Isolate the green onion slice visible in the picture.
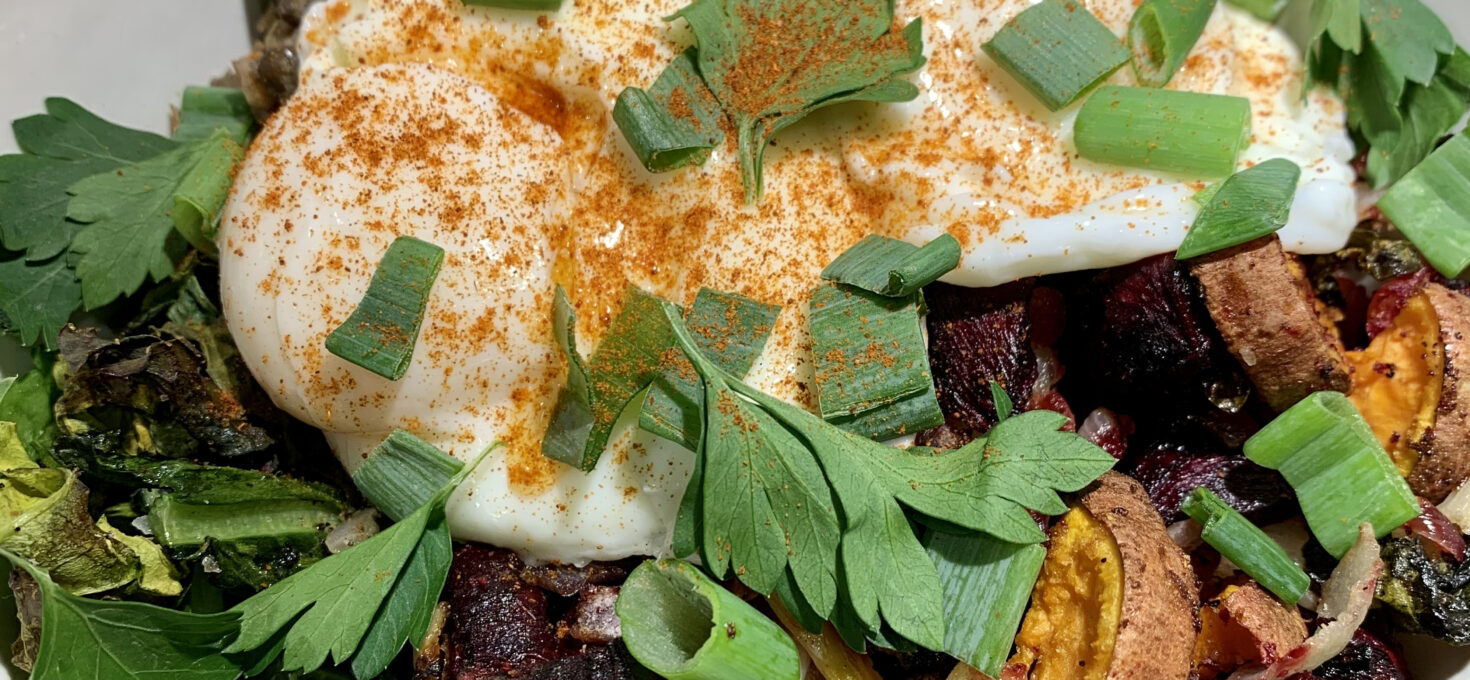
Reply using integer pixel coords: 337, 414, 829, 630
618, 559, 801, 680
809, 283, 942, 440
926, 530, 1045, 677
614, 50, 726, 174
324, 236, 444, 381
1175, 158, 1300, 260
1129, 0, 1218, 88
1378, 132, 1470, 277
174, 86, 255, 145
982, 0, 1131, 111
1181, 487, 1309, 604
641, 288, 781, 451
1224, 0, 1289, 21
820, 234, 961, 298
1243, 391, 1419, 557
352, 430, 464, 522
1075, 86, 1251, 177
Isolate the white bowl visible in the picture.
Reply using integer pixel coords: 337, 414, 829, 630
0, 1, 1468, 679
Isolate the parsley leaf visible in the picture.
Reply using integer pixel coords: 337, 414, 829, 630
68, 130, 243, 308
656, 293, 1116, 651
227, 437, 491, 676
0, 254, 82, 351
616, 0, 926, 201
1, 548, 241, 680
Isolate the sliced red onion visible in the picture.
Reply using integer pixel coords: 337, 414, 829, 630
1405, 497, 1466, 561
1228, 524, 1382, 680
1167, 519, 1203, 552
1078, 408, 1130, 459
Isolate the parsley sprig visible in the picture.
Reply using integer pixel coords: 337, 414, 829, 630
659, 299, 1116, 648
0, 95, 251, 349
1308, 0, 1470, 187
614, 0, 926, 202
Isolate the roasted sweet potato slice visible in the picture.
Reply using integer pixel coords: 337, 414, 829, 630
1192, 583, 1307, 679
1190, 236, 1352, 411
1009, 472, 1198, 680
1348, 283, 1470, 501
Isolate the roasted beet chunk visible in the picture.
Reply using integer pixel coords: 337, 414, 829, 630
1124, 445, 1295, 525
1061, 255, 1254, 447
920, 280, 1039, 445
1305, 629, 1410, 680
443, 545, 634, 680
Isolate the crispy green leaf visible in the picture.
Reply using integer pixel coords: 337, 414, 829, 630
809, 284, 942, 440
67, 132, 243, 309
543, 285, 676, 470
324, 236, 445, 381
0, 462, 143, 596
1175, 158, 1301, 260
174, 86, 256, 145
0, 356, 59, 459
983, 0, 1130, 111
99, 516, 183, 598
613, 50, 726, 173
1378, 133, 1470, 277
819, 234, 961, 298
1129, 0, 1218, 88
641, 288, 780, 450
646, 0, 925, 201
3, 549, 241, 680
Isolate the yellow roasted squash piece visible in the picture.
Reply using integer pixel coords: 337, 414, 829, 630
1348, 292, 1443, 477
1007, 506, 1123, 680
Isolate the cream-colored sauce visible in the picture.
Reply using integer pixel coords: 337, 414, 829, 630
218, 0, 1356, 564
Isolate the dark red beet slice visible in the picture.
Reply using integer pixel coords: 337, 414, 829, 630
1124, 445, 1295, 525
921, 280, 1038, 445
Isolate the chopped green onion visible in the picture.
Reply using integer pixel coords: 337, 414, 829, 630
461, 0, 563, 9
618, 559, 800, 680
820, 234, 962, 298
1129, 0, 1217, 87
170, 132, 245, 255
352, 430, 464, 522
542, 286, 676, 470
926, 530, 1045, 677
614, 50, 726, 174
147, 495, 340, 549
1075, 86, 1251, 177
1181, 487, 1309, 604
809, 283, 942, 440
174, 86, 255, 145
324, 236, 444, 381
1378, 132, 1470, 277
1243, 391, 1419, 557
1175, 158, 1300, 259
641, 288, 781, 450
1224, 0, 1289, 21
982, 0, 1131, 111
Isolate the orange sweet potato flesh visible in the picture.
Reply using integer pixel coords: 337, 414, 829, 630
1191, 236, 1352, 412
1010, 473, 1198, 680
1192, 583, 1307, 679
1349, 284, 1470, 501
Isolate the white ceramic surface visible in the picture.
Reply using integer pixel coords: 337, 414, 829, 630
0, 1, 1468, 678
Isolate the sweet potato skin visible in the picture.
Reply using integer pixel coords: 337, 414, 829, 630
1193, 582, 1307, 677
1079, 472, 1200, 680
1190, 236, 1352, 411
1407, 284, 1470, 501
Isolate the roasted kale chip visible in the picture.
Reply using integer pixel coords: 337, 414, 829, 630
1378, 536, 1470, 645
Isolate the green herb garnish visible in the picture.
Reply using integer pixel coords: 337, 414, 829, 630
983, 0, 1131, 111
324, 236, 445, 381
614, 0, 926, 202
1181, 487, 1309, 604
1, 548, 241, 680
809, 283, 942, 440
819, 234, 961, 298
1129, 0, 1218, 88
1225, 0, 1289, 20
1309, 0, 1468, 187
926, 530, 1045, 677
1075, 86, 1251, 177
225, 433, 491, 676
174, 86, 256, 146
1175, 158, 1301, 259
659, 296, 1115, 649
1377, 132, 1470, 277
1243, 391, 1418, 557
619, 559, 801, 680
